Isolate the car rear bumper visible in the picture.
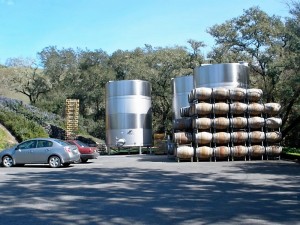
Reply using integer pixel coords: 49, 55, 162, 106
81, 152, 99, 160
63, 154, 81, 163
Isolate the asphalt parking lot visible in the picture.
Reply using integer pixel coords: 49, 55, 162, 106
0, 155, 299, 225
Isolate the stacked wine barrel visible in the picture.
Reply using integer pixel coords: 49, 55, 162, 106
173, 87, 282, 162
173, 117, 194, 162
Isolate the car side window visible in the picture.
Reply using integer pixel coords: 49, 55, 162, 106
37, 140, 53, 148
67, 141, 76, 146
45, 141, 53, 147
18, 140, 37, 149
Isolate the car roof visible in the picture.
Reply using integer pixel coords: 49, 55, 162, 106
24, 138, 65, 142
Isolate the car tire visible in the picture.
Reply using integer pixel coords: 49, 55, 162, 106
49, 156, 61, 168
82, 159, 88, 163
2, 156, 13, 167
74, 158, 82, 164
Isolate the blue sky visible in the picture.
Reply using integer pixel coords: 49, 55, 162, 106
0, 0, 291, 64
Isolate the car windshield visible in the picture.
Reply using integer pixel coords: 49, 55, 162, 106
54, 139, 70, 146
75, 140, 89, 147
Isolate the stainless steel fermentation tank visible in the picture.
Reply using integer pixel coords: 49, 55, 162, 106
194, 63, 249, 88
105, 80, 152, 149
172, 63, 249, 120
172, 75, 193, 119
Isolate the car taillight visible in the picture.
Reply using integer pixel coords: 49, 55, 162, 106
64, 146, 71, 153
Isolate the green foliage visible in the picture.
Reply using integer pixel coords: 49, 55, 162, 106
282, 147, 300, 155
0, 97, 69, 143
207, 6, 286, 93
35, 44, 205, 138
207, 5, 300, 147
0, 109, 48, 142
144, 46, 199, 133
2, 3, 299, 147
80, 116, 105, 141
0, 96, 65, 127
0, 128, 15, 150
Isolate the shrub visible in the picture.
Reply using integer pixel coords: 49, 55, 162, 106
282, 147, 300, 154
0, 109, 48, 142
0, 128, 16, 150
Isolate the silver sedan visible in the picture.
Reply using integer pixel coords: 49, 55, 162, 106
0, 138, 80, 168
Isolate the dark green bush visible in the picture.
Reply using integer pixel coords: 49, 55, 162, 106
0, 109, 48, 142
0, 96, 103, 141
282, 147, 300, 154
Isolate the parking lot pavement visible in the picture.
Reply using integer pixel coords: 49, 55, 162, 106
0, 155, 299, 225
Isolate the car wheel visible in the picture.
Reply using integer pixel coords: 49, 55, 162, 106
82, 159, 88, 163
49, 156, 61, 168
74, 158, 82, 164
2, 156, 14, 167
63, 163, 70, 167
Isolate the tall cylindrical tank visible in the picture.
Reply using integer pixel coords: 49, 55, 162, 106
194, 63, 249, 88
172, 75, 194, 119
105, 80, 152, 148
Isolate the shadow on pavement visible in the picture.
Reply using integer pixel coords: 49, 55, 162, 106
0, 159, 299, 225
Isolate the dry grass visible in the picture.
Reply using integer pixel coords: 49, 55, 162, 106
0, 67, 30, 103
0, 88, 29, 103
0, 124, 18, 150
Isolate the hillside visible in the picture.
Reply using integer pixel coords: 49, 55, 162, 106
0, 67, 30, 103
0, 95, 104, 149
0, 123, 18, 150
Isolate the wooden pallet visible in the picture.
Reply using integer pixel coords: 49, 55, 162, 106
65, 99, 80, 139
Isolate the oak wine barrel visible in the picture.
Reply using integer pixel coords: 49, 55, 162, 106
213, 103, 229, 115
232, 145, 248, 158
213, 132, 231, 144
265, 131, 282, 143
176, 146, 194, 159
196, 146, 213, 159
194, 103, 213, 115
195, 132, 213, 144
212, 87, 229, 100
265, 145, 282, 156
229, 88, 246, 100
249, 131, 265, 143
230, 102, 248, 115
214, 146, 230, 158
265, 117, 282, 129
248, 103, 264, 116
230, 117, 248, 129
231, 131, 248, 143
212, 117, 230, 130
247, 89, 263, 102
248, 117, 265, 129
193, 118, 212, 130
174, 132, 192, 144
193, 87, 212, 101
249, 145, 265, 157
264, 103, 281, 116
